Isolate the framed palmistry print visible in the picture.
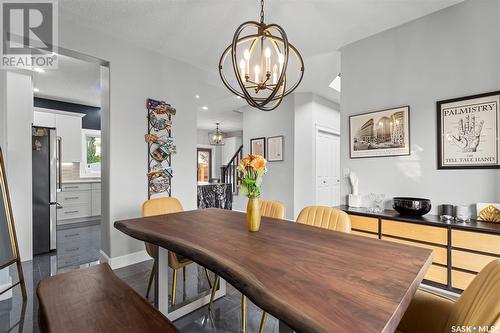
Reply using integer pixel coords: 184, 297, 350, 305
437, 91, 500, 169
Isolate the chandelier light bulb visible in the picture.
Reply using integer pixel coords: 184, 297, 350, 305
254, 65, 260, 83
239, 59, 246, 76
244, 49, 250, 76
272, 64, 278, 84
264, 47, 271, 72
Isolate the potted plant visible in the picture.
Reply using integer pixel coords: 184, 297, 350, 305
237, 154, 267, 232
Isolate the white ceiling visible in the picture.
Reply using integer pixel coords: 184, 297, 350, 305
34, 54, 102, 107
57, 0, 463, 129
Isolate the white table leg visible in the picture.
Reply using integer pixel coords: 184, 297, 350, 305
155, 247, 169, 314
154, 247, 226, 321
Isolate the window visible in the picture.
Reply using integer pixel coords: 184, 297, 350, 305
81, 129, 101, 177
197, 148, 212, 182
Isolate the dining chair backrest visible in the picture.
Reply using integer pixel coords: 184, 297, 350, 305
142, 197, 184, 217
259, 199, 285, 219
141, 197, 184, 257
445, 259, 500, 332
296, 206, 351, 233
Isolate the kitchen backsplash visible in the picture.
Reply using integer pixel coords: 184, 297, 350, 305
61, 162, 81, 180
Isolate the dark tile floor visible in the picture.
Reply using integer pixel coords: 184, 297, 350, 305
0, 248, 279, 333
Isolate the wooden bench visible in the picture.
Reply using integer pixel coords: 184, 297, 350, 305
37, 263, 178, 333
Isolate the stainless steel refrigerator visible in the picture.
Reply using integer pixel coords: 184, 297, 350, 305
32, 126, 61, 255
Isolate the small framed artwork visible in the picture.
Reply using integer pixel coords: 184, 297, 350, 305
437, 91, 500, 169
349, 106, 410, 158
267, 136, 284, 162
250, 137, 266, 157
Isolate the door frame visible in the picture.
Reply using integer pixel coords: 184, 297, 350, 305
196, 146, 214, 181
314, 124, 340, 206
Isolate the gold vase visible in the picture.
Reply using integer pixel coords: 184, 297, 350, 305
246, 197, 261, 232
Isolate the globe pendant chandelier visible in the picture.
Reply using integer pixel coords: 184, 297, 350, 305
218, 0, 304, 111
209, 123, 225, 146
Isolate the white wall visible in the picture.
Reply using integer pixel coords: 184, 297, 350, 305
58, 20, 201, 258
340, 0, 500, 213
294, 93, 340, 217
3, 71, 34, 261
238, 96, 295, 219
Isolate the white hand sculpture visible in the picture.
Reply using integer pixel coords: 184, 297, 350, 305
349, 172, 359, 195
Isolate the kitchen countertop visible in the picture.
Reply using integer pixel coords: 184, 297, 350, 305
336, 205, 500, 235
62, 179, 101, 183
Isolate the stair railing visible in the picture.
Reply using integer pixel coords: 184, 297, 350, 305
221, 145, 243, 194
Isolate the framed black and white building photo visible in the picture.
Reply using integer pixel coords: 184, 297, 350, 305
349, 106, 410, 159
437, 91, 500, 169
250, 137, 266, 157
267, 136, 284, 162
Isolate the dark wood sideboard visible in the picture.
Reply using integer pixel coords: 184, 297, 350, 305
336, 205, 500, 293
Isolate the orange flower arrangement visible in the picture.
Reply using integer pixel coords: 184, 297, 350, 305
237, 154, 267, 198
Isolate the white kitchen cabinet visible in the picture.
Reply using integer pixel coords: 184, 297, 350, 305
55, 114, 84, 162
57, 181, 101, 224
33, 111, 56, 127
91, 183, 101, 216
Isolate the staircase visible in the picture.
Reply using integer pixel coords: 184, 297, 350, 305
221, 145, 243, 195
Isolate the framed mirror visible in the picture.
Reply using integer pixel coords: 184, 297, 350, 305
0, 147, 26, 300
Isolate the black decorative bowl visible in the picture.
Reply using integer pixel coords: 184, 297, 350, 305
393, 197, 431, 216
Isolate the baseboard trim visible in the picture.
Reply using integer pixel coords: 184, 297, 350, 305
99, 249, 151, 270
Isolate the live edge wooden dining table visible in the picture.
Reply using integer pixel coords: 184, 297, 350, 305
114, 208, 432, 333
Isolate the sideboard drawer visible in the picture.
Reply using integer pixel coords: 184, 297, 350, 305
452, 269, 476, 290
351, 230, 379, 239
382, 236, 447, 265
58, 190, 91, 206
57, 204, 92, 221
61, 183, 91, 191
381, 220, 448, 245
451, 249, 498, 273
425, 264, 448, 285
452, 230, 500, 255
349, 215, 378, 233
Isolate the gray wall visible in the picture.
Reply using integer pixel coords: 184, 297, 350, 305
239, 96, 295, 219
340, 0, 500, 213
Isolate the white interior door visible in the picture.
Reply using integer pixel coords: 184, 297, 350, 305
315, 130, 340, 206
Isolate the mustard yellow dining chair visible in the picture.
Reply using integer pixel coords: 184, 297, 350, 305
397, 259, 500, 333
296, 206, 351, 233
142, 197, 213, 306
259, 199, 285, 220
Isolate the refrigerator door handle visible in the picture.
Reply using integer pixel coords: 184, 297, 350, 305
50, 203, 57, 250
57, 136, 62, 192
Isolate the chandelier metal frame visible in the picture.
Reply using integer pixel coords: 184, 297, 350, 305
218, 0, 304, 111
209, 122, 225, 146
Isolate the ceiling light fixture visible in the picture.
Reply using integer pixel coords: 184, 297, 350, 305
329, 73, 341, 92
195, 95, 200, 99
209, 123, 225, 146
218, 0, 304, 111
33, 88, 40, 92
202, 106, 208, 110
